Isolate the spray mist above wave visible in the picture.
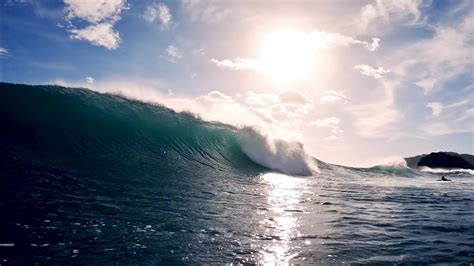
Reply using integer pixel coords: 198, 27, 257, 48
238, 127, 318, 176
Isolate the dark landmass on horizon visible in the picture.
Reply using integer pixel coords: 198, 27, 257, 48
405, 152, 474, 170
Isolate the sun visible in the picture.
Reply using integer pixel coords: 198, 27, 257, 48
259, 29, 315, 84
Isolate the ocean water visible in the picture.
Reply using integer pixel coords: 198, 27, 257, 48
1, 83, 473, 264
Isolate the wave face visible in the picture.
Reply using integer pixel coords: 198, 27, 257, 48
369, 160, 421, 177
0, 83, 315, 177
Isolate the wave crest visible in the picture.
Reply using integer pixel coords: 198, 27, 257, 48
238, 127, 318, 176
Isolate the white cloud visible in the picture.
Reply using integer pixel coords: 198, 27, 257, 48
420, 96, 473, 136
143, 2, 172, 29
355, 64, 390, 79
69, 23, 120, 50
350, 80, 401, 139
245, 91, 278, 106
446, 98, 471, 109
309, 117, 343, 139
197, 90, 233, 103
210, 58, 260, 71
0, 47, 9, 57
245, 90, 311, 108
320, 90, 349, 104
309, 30, 380, 51
243, 90, 313, 127
64, 0, 126, 23
309, 117, 340, 127
64, 0, 128, 49
142, 4, 158, 22
365, 38, 380, 51
278, 90, 312, 106
415, 78, 437, 94
211, 29, 380, 75
357, 0, 424, 33
421, 122, 473, 136
85, 76, 94, 84
192, 46, 205, 56
426, 102, 443, 117
165, 45, 182, 62
456, 108, 474, 122
352, 101, 400, 138
426, 98, 471, 121
182, 0, 231, 24
310, 31, 381, 51
389, 12, 473, 94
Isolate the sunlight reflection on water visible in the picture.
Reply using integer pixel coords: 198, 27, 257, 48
260, 173, 307, 264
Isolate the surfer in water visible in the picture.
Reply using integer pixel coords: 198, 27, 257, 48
438, 176, 451, 181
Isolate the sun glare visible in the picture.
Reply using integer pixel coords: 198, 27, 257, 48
259, 29, 315, 83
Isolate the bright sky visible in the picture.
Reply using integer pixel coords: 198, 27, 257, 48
1, 0, 473, 166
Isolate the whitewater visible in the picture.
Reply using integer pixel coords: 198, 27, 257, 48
0, 83, 473, 264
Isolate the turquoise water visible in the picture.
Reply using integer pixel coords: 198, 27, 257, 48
1, 83, 473, 264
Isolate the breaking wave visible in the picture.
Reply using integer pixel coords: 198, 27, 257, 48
0, 83, 316, 177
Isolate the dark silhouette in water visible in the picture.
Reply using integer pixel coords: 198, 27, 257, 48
438, 176, 451, 182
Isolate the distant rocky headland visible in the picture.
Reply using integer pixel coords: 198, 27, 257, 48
405, 152, 474, 170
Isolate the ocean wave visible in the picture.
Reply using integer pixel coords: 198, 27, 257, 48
369, 159, 420, 177
0, 83, 316, 176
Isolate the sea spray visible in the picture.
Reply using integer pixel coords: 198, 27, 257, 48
238, 126, 318, 176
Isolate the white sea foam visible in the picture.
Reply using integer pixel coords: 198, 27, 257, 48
238, 127, 318, 176
419, 166, 474, 175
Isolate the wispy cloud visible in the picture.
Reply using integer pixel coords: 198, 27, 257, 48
355, 64, 390, 79
182, 0, 231, 24
349, 80, 401, 139
244, 90, 313, 126
426, 102, 443, 117
389, 11, 473, 94
165, 45, 182, 63
85, 76, 94, 84
320, 90, 349, 104
0, 47, 9, 57
421, 122, 473, 136
210, 58, 260, 71
456, 108, 474, 123
143, 2, 172, 30
310, 31, 380, 51
309, 117, 343, 140
423, 98, 473, 134
211, 29, 381, 74
357, 0, 424, 33
197, 90, 233, 103
30, 61, 74, 71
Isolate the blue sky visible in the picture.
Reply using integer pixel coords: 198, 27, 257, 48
1, 0, 473, 166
